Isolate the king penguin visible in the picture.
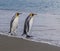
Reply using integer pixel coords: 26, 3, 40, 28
22, 13, 37, 38
9, 12, 22, 35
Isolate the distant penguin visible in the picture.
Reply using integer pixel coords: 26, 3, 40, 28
22, 13, 37, 38
9, 12, 22, 35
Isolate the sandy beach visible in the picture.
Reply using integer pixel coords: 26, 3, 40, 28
0, 34, 60, 51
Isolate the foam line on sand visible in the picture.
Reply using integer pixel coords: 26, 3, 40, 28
0, 34, 60, 51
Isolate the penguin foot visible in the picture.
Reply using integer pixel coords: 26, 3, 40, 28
26, 35, 32, 38
11, 33, 13, 35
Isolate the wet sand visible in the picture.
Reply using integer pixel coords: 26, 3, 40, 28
0, 34, 60, 51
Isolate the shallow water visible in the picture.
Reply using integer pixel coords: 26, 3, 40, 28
0, 10, 60, 47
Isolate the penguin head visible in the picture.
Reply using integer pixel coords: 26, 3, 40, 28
16, 12, 22, 17
29, 13, 37, 17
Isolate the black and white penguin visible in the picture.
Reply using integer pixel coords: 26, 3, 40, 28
9, 12, 22, 35
22, 13, 37, 38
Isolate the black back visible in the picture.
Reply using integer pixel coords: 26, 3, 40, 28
23, 16, 32, 34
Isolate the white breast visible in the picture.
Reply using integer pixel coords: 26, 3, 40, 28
29, 17, 34, 31
12, 17, 19, 32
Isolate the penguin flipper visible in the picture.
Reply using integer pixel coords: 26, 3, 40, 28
9, 16, 15, 33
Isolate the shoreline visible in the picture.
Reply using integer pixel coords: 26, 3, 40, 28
0, 9, 60, 51
0, 34, 60, 51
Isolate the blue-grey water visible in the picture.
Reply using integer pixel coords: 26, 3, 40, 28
0, 0, 60, 13
0, 0, 60, 47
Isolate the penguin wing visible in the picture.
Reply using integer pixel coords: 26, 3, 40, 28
26, 17, 31, 32
23, 16, 31, 33
10, 16, 15, 31
26, 21, 29, 32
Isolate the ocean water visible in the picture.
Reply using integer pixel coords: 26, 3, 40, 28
0, 0, 60, 47
0, 0, 60, 13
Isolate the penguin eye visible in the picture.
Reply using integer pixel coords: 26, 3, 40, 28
17, 13, 19, 15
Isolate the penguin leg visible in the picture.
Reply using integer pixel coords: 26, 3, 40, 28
13, 25, 18, 36
9, 27, 11, 33
26, 35, 33, 38
22, 27, 27, 36
22, 31, 27, 36
26, 32, 33, 38
8, 30, 13, 35
10, 31, 17, 36
13, 30, 17, 36
26, 27, 33, 38
22, 31, 32, 38
9, 31, 14, 35
11, 33, 13, 35
10, 28, 15, 36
